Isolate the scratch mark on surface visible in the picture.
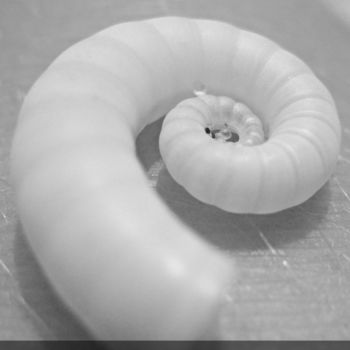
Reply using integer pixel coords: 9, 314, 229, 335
15, 293, 56, 339
0, 258, 12, 277
245, 218, 307, 291
0, 257, 55, 338
0, 210, 9, 225
257, 229, 278, 256
318, 230, 344, 271
333, 176, 350, 204
246, 217, 279, 255
342, 253, 350, 263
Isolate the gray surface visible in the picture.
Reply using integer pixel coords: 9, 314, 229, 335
1, 0, 350, 340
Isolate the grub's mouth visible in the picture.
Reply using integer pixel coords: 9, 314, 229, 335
203, 100, 265, 146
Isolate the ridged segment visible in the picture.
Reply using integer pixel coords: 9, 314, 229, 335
229, 31, 277, 99
160, 129, 209, 183
12, 96, 135, 186
176, 98, 214, 122
249, 49, 312, 121
216, 146, 265, 212
18, 62, 141, 130
271, 110, 340, 138
273, 127, 332, 177
265, 73, 334, 120
270, 132, 328, 202
52, 35, 157, 118
262, 140, 300, 211
179, 142, 232, 206
99, 21, 189, 123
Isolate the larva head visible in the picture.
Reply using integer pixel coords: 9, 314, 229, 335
159, 93, 270, 213
199, 95, 265, 146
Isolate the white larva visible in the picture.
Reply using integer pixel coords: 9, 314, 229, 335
10, 17, 340, 340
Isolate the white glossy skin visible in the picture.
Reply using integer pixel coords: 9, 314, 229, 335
10, 17, 340, 339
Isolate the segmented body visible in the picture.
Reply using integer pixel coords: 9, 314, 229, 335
10, 17, 341, 340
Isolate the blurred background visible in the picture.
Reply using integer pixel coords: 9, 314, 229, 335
1, 0, 350, 340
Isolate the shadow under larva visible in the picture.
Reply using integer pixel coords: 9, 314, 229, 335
137, 106, 332, 254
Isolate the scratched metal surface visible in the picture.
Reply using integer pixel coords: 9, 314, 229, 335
0, 0, 350, 341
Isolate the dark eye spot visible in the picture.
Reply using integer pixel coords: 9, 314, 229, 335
230, 132, 240, 143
